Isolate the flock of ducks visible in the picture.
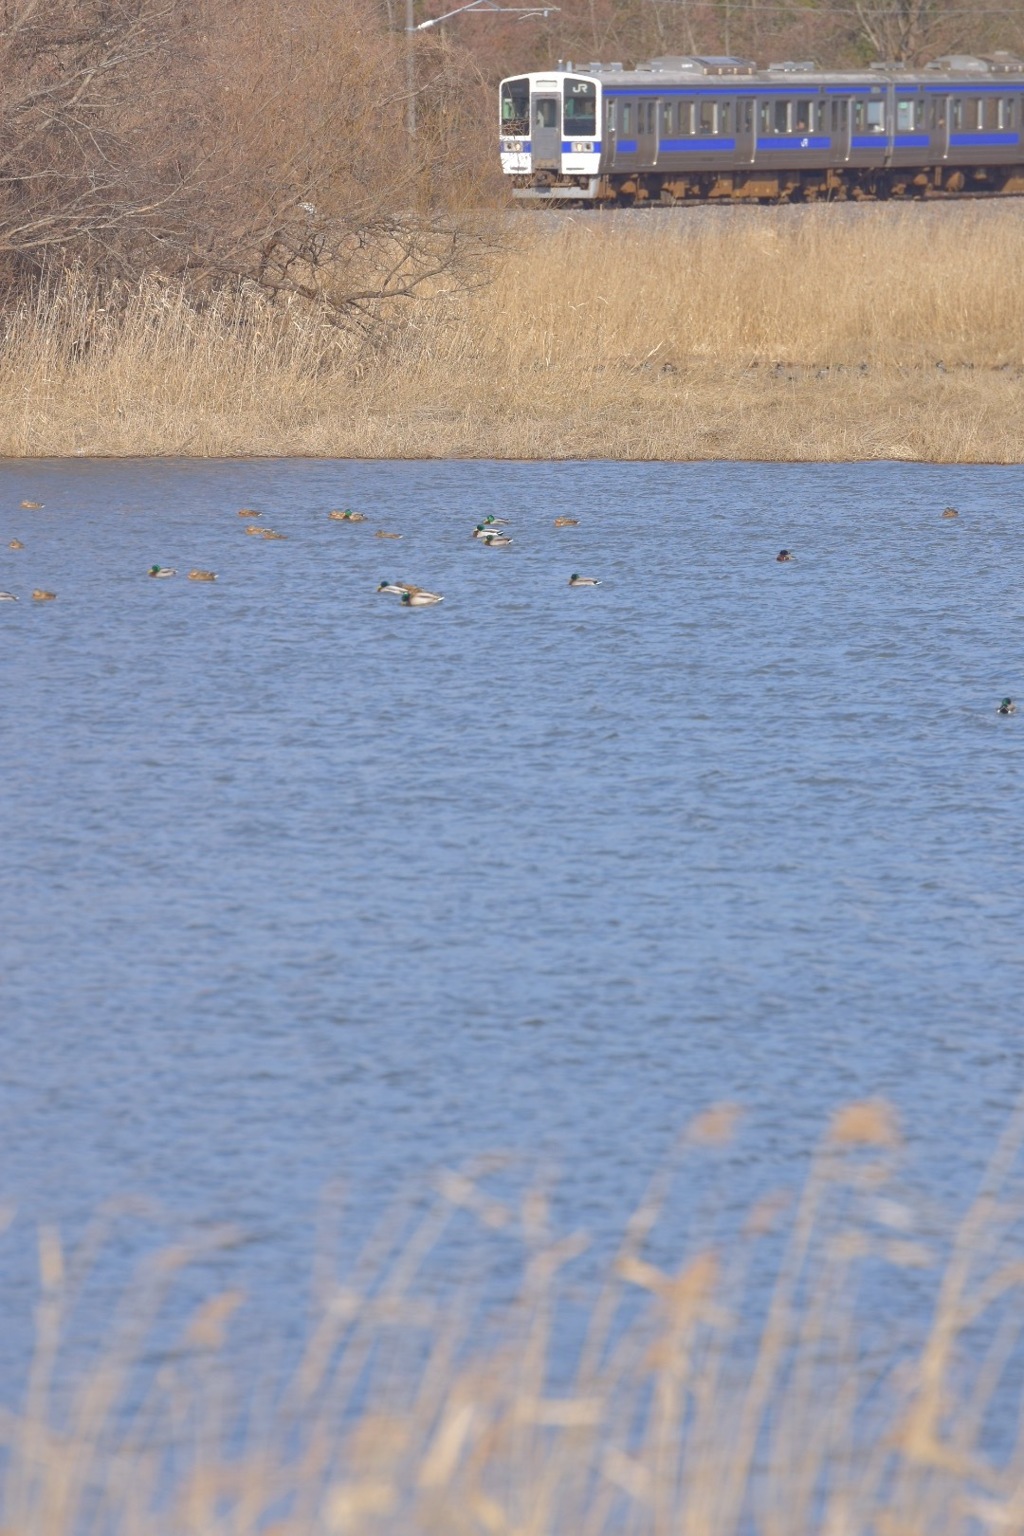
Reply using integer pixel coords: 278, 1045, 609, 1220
0, 496, 1016, 714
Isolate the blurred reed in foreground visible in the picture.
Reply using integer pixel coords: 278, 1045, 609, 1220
5, 1100, 1024, 1536
1, 204, 1023, 461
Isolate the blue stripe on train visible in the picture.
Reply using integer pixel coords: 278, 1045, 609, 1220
756, 136, 830, 150
949, 131, 1019, 146
657, 137, 736, 152
893, 134, 930, 148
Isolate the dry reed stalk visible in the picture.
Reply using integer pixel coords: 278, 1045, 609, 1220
0, 204, 1023, 460
5, 1104, 1024, 1535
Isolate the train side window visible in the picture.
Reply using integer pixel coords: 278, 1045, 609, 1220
950, 98, 962, 131
794, 99, 812, 133
999, 98, 1015, 129
929, 98, 946, 130
622, 102, 632, 134
698, 99, 715, 135
741, 100, 753, 132
830, 99, 848, 132
759, 101, 771, 134
661, 101, 672, 136
774, 99, 790, 134
719, 101, 732, 133
896, 98, 914, 132
607, 100, 616, 132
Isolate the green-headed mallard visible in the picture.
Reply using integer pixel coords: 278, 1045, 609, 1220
330, 510, 366, 522
568, 573, 600, 586
148, 565, 176, 578
400, 590, 443, 606
480, 533, 513, 548
377, 581, 423, 596
998, 697, 1017, 715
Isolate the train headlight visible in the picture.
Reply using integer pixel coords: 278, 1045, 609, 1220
571, 140, 591, 152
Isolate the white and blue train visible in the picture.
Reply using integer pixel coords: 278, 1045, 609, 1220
499, 52, 1024, 202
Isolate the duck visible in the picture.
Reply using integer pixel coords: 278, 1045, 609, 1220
477, 515, 507, 528
375, 530, 402, 540
377, 580, 423, 596
0, 591, 18, 601
941, 507, 959, 519
238, 508, 262, 517
188, 569, 217, 582
997, 697, 1017, 715
258, 529, 287, 540
243, 525, 264, 536
480, 533, 513, 548
401, 589, 444, 606
554, 517, 579, 527
776, 549, 794, 562
8, 539, 23, 550
20, 500, 42, 510
32, 589, 56, 601
568, 573, 600, 586
148, 565, 176, 578
330, 510, 366, 522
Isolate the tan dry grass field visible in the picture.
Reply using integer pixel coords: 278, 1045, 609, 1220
3, 202, 1024, 461
6, 1102, 1024, 1536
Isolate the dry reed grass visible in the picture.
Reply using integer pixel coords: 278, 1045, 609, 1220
2, 203, 1024, 460
7, 1101, 1024, 1536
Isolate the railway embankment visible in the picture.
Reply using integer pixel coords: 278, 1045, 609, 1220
1, 201, 1021, 461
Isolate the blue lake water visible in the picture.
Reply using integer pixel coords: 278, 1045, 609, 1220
1, 456, 1023, 1384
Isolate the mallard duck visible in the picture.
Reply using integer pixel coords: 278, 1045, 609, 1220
997, 697, 1017, 715
941, 507, 959, 519
0, 591, 18, 601
480, 533, 513, 548
478, 515, 507, 528
8, 539, 23, 550
377, 581, 423, 596
554, 517, 579, 527
188, 569, 217, 582
330, 510, 366, 522
375, 530, 401, 540
238, 508, 261, 517
32, 589, 56, 601
776, 549, 794, 562
258, 529, 286, 540
401, 589, 443, 606
148, 565, 176, 578
568, 573, 600, 586
20, 500, 42, 510
243, 525, 264, 536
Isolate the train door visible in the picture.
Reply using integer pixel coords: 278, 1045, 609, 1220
830, 96, 851, 162
928, 92, 950, 161
531, 90, 561, 170
735, 96, 755, 163
637, 97, 657, 166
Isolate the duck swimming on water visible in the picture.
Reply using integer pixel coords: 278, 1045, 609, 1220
776, 550, 794, 562
401, 589, 444, 606
568, 573, 600, 586
997, 697, 1017, 715
148, 565, 176, 578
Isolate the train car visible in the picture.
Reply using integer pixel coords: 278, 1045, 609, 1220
498, 52, 1024, 203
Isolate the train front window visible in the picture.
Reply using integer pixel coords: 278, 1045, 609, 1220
501, 78, 529, 136
564, 78, 597, 137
